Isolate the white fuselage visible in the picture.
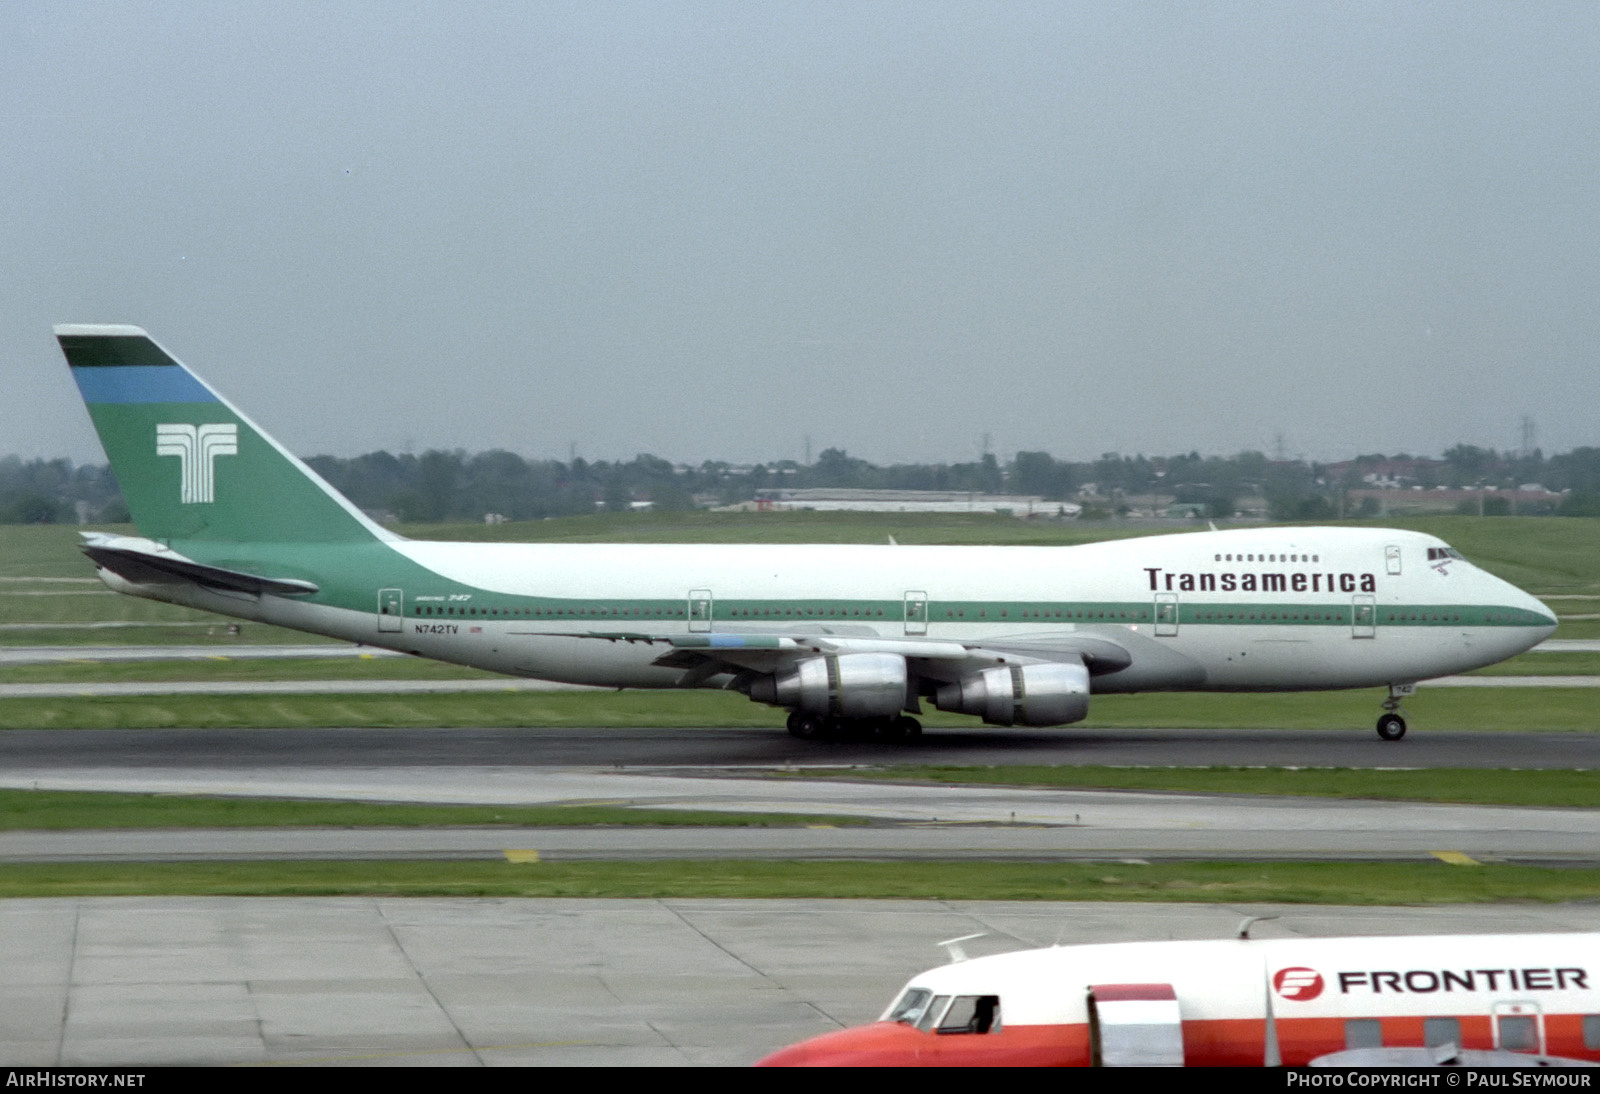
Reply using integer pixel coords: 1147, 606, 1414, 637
105, 526, 1556, 697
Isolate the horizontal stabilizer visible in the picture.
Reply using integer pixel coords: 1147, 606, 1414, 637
81, 537, 318, 597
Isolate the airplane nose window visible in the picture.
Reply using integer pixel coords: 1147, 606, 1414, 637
917, 996, 953, 1031
936, 995, 1002, 1034
886, 987, 933, 1025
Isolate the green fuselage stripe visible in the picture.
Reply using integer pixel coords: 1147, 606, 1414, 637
401, 596, 1548, 629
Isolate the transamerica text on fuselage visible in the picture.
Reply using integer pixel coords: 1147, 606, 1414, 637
1143, 567, 1379, 593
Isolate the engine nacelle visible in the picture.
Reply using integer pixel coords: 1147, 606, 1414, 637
934, 661, 1090, 727
750, 652, 910, 719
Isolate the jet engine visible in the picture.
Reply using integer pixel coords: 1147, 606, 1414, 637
749, 652, 910, 719
934, 660, 1090, 726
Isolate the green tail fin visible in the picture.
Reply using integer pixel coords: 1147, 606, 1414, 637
56, 325, 394, 544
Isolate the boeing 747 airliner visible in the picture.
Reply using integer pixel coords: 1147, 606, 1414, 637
56, 326, 1557, 740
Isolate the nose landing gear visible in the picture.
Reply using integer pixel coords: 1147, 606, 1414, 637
1376, 683, 1416, 740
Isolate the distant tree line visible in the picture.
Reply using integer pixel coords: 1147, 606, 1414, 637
0, 456, 125, 525
6, 444, 1600, 525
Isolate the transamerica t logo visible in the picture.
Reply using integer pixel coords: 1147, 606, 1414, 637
155, 423, 237, 504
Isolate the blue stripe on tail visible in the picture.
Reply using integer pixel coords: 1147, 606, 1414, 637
70, 365, 217, 405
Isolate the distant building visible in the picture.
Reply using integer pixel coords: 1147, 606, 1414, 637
1345, 485, 1564, 514
735, 488, 1079, 518
1323, 457, 1446, 489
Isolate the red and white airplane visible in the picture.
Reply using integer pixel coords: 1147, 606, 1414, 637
758, 931, 1600, 1066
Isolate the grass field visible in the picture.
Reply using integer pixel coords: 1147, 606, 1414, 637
6, 510, 1598, 582
1471, 651, 1600, 675
1, 859, 1596, 903
850, 765, 1600, 807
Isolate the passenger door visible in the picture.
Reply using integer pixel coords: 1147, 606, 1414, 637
687, 589, 713, 633
377, 588, 403, 632
904, 591, 928, 636
1155, 594, 1179, 637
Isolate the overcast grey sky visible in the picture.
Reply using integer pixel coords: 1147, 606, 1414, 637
5, 2, 1597, 467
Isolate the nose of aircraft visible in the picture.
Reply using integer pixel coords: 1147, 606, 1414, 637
1531, 594, 1559, 640
1506, 579, 1559, 646
756, 1022, 924, 1066
1474, 573, 1560, 665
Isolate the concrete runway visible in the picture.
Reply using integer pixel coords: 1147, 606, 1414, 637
9, 898, 1600, 1067
2, 723, 1596, 768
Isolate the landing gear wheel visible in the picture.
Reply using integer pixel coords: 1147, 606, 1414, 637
1375, 684, 1415, 742
787, 712, 824, 739
892, 715, 922, 742
1376, 713, 1407, 741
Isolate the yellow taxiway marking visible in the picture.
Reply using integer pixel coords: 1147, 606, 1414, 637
1431, 851, 1481, 866
503, 849, 541, 863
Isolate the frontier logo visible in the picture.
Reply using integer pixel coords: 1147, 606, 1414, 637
156, 423, 237, 504
1273, 967, 1325, 1002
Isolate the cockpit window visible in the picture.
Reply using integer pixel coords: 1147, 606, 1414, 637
886, 988, 933, 1026
936, 995, 1002, 1034
1427, 546, 1465, 561
917, 996, 952, 1032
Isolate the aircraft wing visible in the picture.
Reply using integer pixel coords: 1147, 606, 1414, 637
79, 533, 320, 597
561, 628, 1134, 679
1311, 1047, 1596, 1068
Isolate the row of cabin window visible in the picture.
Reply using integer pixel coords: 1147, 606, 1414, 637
1346, 1014, 1600, 1051
417, 606, 677, 617
413, 605, 1149, 620
1195, 610, 1348, 622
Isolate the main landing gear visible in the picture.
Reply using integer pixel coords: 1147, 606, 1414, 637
1375, 683, 1416, 741
786, 711, 922, 743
